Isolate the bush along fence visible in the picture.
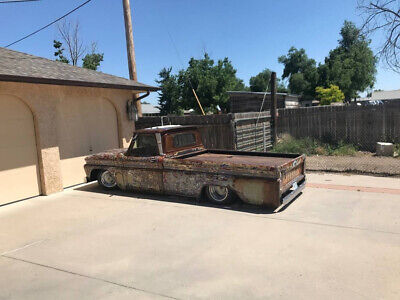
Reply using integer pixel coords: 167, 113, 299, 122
135, 112, 272, 151
277, 102, 400, 152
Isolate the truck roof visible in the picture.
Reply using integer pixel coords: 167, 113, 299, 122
135, 125, 199, 134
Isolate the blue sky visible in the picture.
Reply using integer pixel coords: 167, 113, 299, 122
1, 0, 399, 104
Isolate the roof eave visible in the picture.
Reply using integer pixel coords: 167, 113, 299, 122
0, 74, 160, 92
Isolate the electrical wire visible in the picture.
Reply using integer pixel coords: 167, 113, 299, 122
158, 9, 206, 114
4, 0, 92, 48
256, 81, 270, 126
0, 0, 39, 3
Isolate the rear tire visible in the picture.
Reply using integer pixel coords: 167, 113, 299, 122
97, 170, 117, 190
205, 185, 234, 205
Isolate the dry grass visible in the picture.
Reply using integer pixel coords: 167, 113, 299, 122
271, 134, 358, 156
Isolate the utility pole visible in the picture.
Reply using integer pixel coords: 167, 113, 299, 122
122, 0, 142, 117
270, 72, 278, 145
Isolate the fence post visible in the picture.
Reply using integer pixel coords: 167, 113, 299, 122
263, 122, 266, 152
270, 72, 278, 145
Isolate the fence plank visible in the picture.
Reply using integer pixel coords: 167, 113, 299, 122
277, 103, 400, 151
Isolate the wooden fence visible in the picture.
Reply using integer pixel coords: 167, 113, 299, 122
277, 102, 400, 151
136, 112, 271, 151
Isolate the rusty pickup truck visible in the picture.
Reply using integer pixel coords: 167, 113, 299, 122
84, 125, 305, 210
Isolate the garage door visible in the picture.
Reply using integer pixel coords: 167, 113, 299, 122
0, 96, 40, 204
57, 98, 119, 187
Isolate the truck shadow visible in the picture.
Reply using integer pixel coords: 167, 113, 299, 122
74, 183, 298, 214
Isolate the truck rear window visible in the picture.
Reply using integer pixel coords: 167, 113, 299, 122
173, 133, 196, 148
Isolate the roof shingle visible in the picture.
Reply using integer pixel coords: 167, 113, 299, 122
0, 47, 158, 91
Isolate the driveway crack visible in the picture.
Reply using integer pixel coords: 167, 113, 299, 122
1, 255, 180, 300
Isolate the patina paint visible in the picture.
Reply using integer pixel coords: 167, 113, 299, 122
84, 126, 306, 208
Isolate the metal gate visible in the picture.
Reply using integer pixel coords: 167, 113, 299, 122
234, 115, 271, 152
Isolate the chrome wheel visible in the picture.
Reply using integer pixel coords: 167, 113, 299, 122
99, 170, 116, 189
206, 185, 230, 203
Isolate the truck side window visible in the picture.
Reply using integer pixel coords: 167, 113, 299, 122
173, 133, 196, 148
128, 134, 159, 157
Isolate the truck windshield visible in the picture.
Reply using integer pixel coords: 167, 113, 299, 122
126, 133, 159, 157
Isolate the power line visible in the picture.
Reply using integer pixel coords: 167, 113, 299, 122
0, 0, 40, 3
4, 0, 92, 48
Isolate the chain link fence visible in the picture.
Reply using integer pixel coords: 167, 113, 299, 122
274, 103, 400, 176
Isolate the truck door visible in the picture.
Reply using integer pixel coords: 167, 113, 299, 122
114, 133, 164, 193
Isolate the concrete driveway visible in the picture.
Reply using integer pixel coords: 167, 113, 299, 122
1, 172, 399, 299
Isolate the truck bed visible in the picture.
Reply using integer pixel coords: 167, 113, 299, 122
165, 149, 305, 209
185, 152, 296, 168
171, 149, 305, 181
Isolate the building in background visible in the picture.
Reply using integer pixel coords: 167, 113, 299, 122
227, 91, 308, 113
357, 89, 400, 105
142, 103, 160, 116
0, 47, 158, 205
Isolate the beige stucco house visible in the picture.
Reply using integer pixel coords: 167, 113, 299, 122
0, 47, 158, 205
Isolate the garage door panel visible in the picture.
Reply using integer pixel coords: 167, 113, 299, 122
57, 98, 119, 187
0, 165, 40, 202
0, 147, 38, 172
0, 96, 40, 204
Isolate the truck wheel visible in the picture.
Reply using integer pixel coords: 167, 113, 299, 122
205, 185, 234, 204
97, 170, 117, 189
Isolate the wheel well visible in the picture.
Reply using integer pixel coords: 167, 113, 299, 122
90, 169, 103, 181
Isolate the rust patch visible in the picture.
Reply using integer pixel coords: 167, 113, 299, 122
83, 127, 306, 208
233, 178, 280, 207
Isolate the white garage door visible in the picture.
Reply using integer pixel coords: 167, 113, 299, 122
0, 96, 40, 205
57, 98, 119, 187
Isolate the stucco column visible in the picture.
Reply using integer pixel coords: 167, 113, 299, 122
34, 101, 63, 195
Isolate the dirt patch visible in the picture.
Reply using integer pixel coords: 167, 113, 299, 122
306, 153, 400, 177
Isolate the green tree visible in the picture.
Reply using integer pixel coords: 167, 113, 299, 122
315, 84, 344, 106
82, 43, 104, 70
249, 69, 287, 93
322, 21, 376, 102
82, 53, 104, 70
53, 40, 69, 64
178, 53, 245, 113
278, 47, 319, 99
156, 67, 182, 115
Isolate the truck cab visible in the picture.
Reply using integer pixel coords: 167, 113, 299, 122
126, 125, 205, 157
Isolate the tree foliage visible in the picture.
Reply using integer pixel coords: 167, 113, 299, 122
323, 21, 376, 102
249, 68, 287, 93
155, 67, 182, 115
278, 21, 376, 102
278, 47, 319, 99
157, 53, 245, 114
82, 43, 104, 71
315, 84, 345, 106
53, 40, 69, 64
53, 19, 104, 70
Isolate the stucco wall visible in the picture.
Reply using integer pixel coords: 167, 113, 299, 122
0, 81, 136, 196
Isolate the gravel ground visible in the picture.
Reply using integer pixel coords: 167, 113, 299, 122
306, 154, 400, 176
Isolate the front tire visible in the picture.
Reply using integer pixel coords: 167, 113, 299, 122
97, 170, 117, 189
205, 185, 234, 204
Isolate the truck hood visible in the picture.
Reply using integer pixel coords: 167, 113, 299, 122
85, 148, 126, 161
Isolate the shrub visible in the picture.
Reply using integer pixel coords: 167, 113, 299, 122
271, 135, 357, 156
315, 84, 345, 106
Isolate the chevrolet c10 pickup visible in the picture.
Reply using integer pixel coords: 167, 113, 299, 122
84, 125, 306, 210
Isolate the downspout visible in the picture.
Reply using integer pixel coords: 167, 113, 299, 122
127, 91, 150, 121
136, 91, 150, 102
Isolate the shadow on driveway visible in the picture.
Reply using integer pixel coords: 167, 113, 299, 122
74, 182, 300, 215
